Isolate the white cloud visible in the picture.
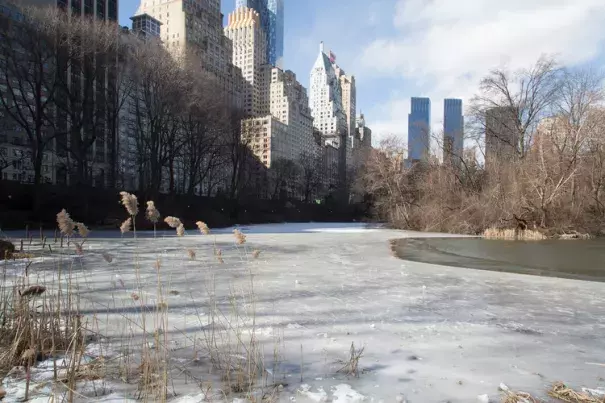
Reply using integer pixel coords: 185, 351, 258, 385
360, 0, 605, 145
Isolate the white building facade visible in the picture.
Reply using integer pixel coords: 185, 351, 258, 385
224, 7, 267, 117
309, 42, 348, 191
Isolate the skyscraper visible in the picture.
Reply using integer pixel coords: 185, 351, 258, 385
310, 42, 347, 191
443, 98, 464, 165
408, 97, 431, 162
225, 7, 267, 116
236, 0, 284, 68
136, 0, 244, 110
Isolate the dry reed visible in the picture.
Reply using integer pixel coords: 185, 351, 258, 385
233, 229, 246, 245
119, 191, 139, 216
484, 227, 546, 241
251, 250, 261, 259
145, 201, 160, 224
549, 382, 605, 402
120, 217, 132, 234
195, 221, 210, 235
164, 216, 182, 228
56, 209, 75, 236
75, 222, 90, 238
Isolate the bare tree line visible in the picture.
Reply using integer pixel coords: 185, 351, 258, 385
0, 5, 331, 205
358, 55, 605, 236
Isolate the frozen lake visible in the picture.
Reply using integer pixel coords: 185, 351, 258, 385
2, 223, 605, 402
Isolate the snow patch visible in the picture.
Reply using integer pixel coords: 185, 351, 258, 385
331, 384, 366, 402
298, 384, 328, 402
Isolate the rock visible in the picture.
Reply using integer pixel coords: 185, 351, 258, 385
0, 239, 15, 260
0, 387, 6, 400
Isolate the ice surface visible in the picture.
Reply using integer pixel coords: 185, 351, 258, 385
2, 223, 604, 402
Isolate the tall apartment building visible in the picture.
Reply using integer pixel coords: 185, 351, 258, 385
310, 42, 347, 189
334, 65, 355, 170
19, 0, 117, 20
408, 97, 431, 162
443, 98, 464, 165
485, 106, 519, 166
241, 67, 314, 168
235, 0, 284, 68
0, 0, 117, 186
136, 0, 243, 110
115, 13, 164, 191
224, 7, 267, 117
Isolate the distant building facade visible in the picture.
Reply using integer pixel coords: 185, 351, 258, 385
335, 65, 355, 170
242, 67, 314, 168
309, 42, 347, 191
224, 7, 267, 117
485, 106, 519, 166
136, 0, 243, 110
408, 97, 431, 162
0, 0, 117, 187
443, 98, 463, 165
235, 0, 284, 68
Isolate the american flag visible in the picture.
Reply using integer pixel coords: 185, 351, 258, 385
329, 51, 336, 64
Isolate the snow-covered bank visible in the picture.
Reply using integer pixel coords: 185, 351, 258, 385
2, 223, 604, 402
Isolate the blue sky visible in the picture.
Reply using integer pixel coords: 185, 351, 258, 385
120, 0, 605, 146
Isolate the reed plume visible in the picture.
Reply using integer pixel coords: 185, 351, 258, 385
187, 249, 196, 260
252, 250, 261, 259
56, 209, 75, 237
119, 191, 139, 216
146, 201, 160, 224
120, 217, 132, 234
233, 229, 246, 245
164, 216, 182, 228
176, 224, 185, 237
75, 222, 90, 238
195, 221, 210, 235
215, 248, 224, 264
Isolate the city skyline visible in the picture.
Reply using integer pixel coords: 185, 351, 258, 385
118, 0, 605, 147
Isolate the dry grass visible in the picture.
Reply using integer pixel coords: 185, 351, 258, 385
195, 221, 210, 235
484, 227, 547, 240
549, 382, 605, 402
501, 388, 542, 402
0, 209, 90, 401
337, 342, 365, 378
0, 193, 344, 402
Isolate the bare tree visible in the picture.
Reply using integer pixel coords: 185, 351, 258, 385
179, 72, 223, 195
468, 55, 562, 160
269, 158, 299, 200
224, 107, 251, 200
129, 40, 185, 194
0, 6, 60, 188
298, 151, 323, 203
51, 14, 121, 186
